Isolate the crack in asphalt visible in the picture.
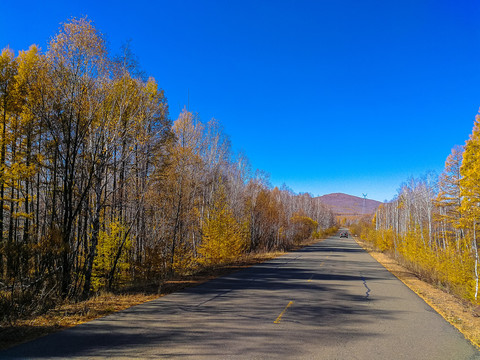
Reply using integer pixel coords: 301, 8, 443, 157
361, 274, 371, 300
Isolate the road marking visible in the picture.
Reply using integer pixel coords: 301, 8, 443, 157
274, 301, 294, 324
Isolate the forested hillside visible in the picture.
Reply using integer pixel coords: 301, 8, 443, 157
318, 193, 381, 216
353, 123, 480, 304
0, 18, 336, 319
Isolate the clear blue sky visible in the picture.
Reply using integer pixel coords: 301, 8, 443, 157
2, 0, 480, 202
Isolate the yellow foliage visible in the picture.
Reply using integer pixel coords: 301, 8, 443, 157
198, 187, 247, 266
92, 219, 131, 290
361, 223, 478, 302
314, 225, 339, 239
291, 213, 318, 243
172, 242, 197, 274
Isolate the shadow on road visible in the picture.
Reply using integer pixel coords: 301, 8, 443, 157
0, 238, 406, 359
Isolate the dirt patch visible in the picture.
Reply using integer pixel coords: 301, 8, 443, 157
355, 236, 480, 349
0, 241, 317, 351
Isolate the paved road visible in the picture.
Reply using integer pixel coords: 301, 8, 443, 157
2, 234, 479, 359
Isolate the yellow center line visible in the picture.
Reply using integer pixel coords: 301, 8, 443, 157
274, 301, 294, 324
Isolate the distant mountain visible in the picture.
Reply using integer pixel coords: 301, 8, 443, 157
318, 193, 382, 216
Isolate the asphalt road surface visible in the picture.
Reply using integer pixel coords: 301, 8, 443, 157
2, 234, 480, 359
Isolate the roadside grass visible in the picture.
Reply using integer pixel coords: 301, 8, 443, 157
0, 238, 320, 351
355, 236, 480, 349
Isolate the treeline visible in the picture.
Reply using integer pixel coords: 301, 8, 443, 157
0, 18, 336, 318
352, 119, 480, 303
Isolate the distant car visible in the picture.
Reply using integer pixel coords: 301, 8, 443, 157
340, 232, 348, 238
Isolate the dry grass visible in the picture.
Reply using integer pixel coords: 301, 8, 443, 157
0, 240, 319, 351
355, 236, 480, 349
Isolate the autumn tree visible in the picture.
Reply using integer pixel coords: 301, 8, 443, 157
290, 212, 318, 244
0, 47, 17, 276
198, 185, 246, 265
0, 17, 339, 320
460, 115, 480, 301
435, 145, 464, 249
